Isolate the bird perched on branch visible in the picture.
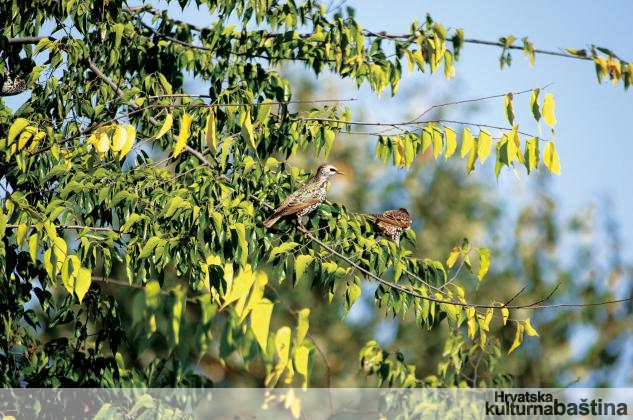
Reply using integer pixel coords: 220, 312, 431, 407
264, 164, 344, 232
366, 208, 412, 245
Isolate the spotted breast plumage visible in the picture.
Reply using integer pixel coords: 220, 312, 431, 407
368, 208, 412, 245
264, 164, 344, 232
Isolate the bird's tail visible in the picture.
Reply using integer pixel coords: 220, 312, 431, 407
263, 214, 281, 228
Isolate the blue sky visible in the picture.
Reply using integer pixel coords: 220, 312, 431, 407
347, 1, 633, 258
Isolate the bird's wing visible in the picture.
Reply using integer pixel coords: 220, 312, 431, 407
274, 197, 322, 217
375, 210, 411, 229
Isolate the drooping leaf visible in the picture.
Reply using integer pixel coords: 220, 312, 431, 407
504, 93, 515, 126
508, 322, 525, 354
8, 118, 29, 145
477, 130, 492, 163
524, 318, 539, 336
542, 93, 557, 127
205, 107, 217, 153
444, 127, 456, 160
240, 107, 257, 151
250, 298, 274, 352
154, 113, 173, 140
294, 255, 313, 284
173, 113, 192, 157
477, 248, 490, 281
543, 142, 561, 175
460, 128, 474, 158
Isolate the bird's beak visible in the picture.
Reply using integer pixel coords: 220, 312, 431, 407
335, 169, 345, 175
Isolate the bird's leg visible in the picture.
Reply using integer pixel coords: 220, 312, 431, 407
296, 216, 310, 236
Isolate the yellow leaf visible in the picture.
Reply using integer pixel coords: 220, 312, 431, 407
525, 137, 539, 173
508, 322, 524, 354
173, 113, 192, 157
524, 318, 539, 336
431, 128, 443, 159
477, 248, 490, 281
501, 306, 509, 326
294, 345, 311, 388
95, 132, 110, 155
111, 125, 127, 152
119, 125, 136, 160
446, 246, 460, 269
8, 118, 29, 145
275, 326, 292, 365
295, 308, 310, 346
542, 93, 556, 127
250, 298, 274, 352
444, 127, 456, 160
29, 233, 38, 263
16, 223, 28, 248
205, 107, 217, 153
76, 267, 92, 303
222, 264, 255, 308
466, 307, 476, 339
543, 142, 561, 175
506, 126, 518, 162
477, 130, 492, 163
154, 113, 173, 140
61, 255, 80, 296
240, 107, 257, 151
460, 128, 474, 158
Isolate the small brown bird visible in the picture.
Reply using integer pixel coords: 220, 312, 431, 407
264, 164, 344, 232
367, 208, 412, 245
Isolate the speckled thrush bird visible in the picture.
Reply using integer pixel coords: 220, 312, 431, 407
367, 208, 412, 245
264, 164, 344, 232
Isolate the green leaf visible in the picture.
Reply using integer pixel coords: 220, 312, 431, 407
269, 242, 299, 261
477, 130, 492, 163
8, 118, 29, 145
530, 89, 541, 122
295, 308, 310, 346
235, 223, 248, 267
250, 298, 274, 352
444, 127, 456, 160
543, 142, 561, 175
240, 107, 257, 151
344, 282, 362, 317
173, 113, 192, 157
323, 128, 335, 158
154, 113, 173, 140
140, 236, 163, 259
542, 93, 556, 127
120, 213, 147, 232
61, 255, 80, 296
477, 248, 490, 281
205, 107, 217, 153
504, 93, 515, 126
164, 196, 191, 218
460, 128, 474, 158
524, 138, 540, 173
294, 255, 313, 284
